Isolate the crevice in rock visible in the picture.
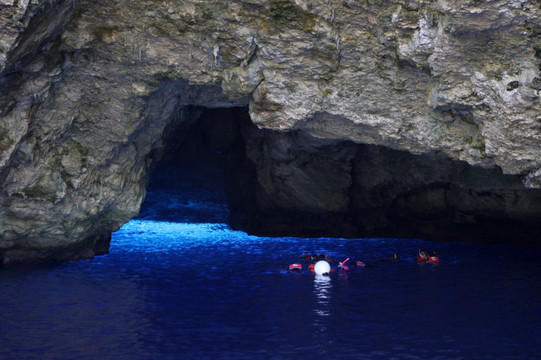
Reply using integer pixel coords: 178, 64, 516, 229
2, 0, 77, 75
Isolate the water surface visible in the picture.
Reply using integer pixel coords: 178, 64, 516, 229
1, 220, 540, 359
2, 153, 540, 359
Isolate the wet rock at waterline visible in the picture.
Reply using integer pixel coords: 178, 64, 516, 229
1, 0, 541, 263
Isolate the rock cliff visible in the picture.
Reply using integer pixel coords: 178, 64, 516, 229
1, 0, 540, 263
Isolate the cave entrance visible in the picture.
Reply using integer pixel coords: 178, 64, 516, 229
134, 103, 541, 245
137, 106, 251, 225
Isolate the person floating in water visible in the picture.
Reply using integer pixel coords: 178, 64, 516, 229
355, 260, 366, 267
288, 263, 302, 271
301, 252, 327, 262
290, 252, 329, 273
338, 257, 350, 271
338, 257, 369, 270
417, 249, 439, 263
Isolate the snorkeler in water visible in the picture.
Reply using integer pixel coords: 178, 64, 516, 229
417, 249, 439, 262
338, 257, 350, 271
301, 253, 331, 264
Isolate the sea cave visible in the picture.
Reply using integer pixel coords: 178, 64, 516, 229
141, 105, 541, 246
1, 0, 541, 264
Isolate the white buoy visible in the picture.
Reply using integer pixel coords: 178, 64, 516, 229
314, 260, 331, 275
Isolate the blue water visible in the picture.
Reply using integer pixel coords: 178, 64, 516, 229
1, 219, 540, 359
2, 155, 541, 359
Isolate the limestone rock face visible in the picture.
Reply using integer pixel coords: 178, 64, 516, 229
1, 0, 540, 262
229, 119, 541, 243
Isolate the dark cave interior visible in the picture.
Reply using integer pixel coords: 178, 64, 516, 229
138, 106, 541, 246
137, 106, 250, 224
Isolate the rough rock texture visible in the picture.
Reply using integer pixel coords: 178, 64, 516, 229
1, 0, 541, 263
229, 114, 541, 244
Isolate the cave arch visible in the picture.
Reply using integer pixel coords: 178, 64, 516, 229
138, 106, 250, 225
2, 0, 541, 266
140, 103, 541, 246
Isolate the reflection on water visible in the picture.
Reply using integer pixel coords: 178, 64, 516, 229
313, 274, 332, 339
1, 220, 540, 359
313, 274, 332, 317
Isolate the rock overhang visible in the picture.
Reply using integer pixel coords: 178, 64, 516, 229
1, 0, 541, 263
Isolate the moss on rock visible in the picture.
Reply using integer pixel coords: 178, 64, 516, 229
268, 0, 315, 32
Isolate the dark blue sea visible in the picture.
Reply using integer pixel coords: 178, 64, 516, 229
1, 159, 540, 359
2, 221, 540, 359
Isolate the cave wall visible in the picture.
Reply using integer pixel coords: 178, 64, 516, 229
228, 116, 541, 244
2, 0, 540, 181
1, 0, 541, 263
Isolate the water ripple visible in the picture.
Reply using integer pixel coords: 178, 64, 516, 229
1, 221, 540, 359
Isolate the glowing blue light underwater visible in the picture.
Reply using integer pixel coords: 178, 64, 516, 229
111, 220, 262, 252
111, 220, 403, 258
118, 219, 235, 238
